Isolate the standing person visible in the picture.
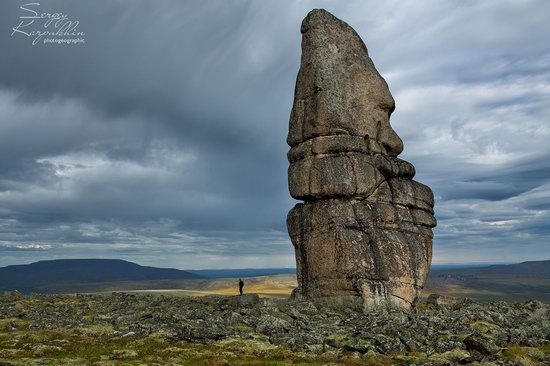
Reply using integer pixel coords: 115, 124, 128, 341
238, 278, 244, 296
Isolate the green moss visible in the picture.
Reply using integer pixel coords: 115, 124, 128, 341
502, 345, 548, 366
415, 302, 430, 311
0, 317, 29, 331
82, 308, 96, 323
394, 352, 428, 364
0, 327, 359, 365
436, 332, 468, 343
325, 332, 349, 348
469, 321, 501, 334
230, 322, 253, 332
78, 324, 115, 335
429, 348, 470, 363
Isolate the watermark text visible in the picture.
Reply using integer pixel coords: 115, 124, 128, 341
12, 3, 85, 45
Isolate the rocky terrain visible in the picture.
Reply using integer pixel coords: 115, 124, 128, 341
1, 291, 549, 365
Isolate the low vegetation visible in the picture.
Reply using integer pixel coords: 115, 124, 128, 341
1, 291, 549, 365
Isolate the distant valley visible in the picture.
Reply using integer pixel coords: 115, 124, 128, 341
1, 258, 549, 302
425, 259, 550, 302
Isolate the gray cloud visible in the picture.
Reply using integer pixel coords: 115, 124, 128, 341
0, 0, 549, 267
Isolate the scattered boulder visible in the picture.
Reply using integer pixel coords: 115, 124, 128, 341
227, 294, 260, 307
463, 333, 500, 356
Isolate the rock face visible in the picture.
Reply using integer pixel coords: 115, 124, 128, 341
287, 9, 436, 310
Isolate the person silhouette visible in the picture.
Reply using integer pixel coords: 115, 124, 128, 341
238, 278, 244, 296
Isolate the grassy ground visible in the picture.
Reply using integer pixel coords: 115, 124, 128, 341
82, 272, 550, 303
111, 274, 297, 299
124, 285, 294, 299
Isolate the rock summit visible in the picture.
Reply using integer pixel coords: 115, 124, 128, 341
287, 9, 436, 310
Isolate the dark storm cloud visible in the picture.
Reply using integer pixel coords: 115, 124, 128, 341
424, 153, 550, 202
0, 0, 549, 267
0, 0, 300, 232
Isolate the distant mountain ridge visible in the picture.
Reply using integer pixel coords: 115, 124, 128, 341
2, 258, 549, 297
429, 259, 550, 279
187, 268, 296, 278
0, 259, 202, 293
426, 259, 550, 302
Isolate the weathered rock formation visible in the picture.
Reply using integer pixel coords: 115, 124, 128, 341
287, 9, 436, 310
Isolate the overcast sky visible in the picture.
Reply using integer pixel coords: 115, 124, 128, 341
1, 0, 549, 268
